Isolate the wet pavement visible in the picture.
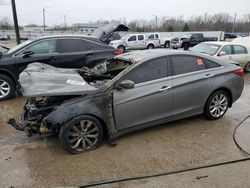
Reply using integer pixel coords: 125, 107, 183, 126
0, 74, 250, 188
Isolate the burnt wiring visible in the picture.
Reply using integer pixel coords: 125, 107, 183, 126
79, 115, 250, 188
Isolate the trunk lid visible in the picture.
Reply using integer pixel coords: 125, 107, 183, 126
94, 21, 130, 43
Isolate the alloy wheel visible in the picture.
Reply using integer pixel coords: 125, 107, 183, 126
0, 79, 10, 99
67, 120, 99, 151
209, 93, 228, 118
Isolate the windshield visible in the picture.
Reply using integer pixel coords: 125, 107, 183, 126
7, 40, 33, 54
191, 43, 221, 55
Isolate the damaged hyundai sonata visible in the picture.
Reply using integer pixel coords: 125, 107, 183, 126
8, 50, 244, 154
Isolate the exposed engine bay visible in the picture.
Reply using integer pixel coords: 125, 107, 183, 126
8, 59, 131, 136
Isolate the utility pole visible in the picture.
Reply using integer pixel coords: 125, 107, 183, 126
11, 0, 20, 44
155, 15, 158, 31
64, 15, 66, 31
232, 13, 237, 33
43, 8, 46, 31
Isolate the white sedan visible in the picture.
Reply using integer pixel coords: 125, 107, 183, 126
190, 41, 250, 72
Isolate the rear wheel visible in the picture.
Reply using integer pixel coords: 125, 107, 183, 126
59, 115, 104, 154
244, 62, 250, 73
147, 44, 154, 49
204, 91, 229, 120
0, 74, 15, 101
183, 43, 189, 50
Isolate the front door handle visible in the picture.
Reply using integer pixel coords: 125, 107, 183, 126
204, 74, 214, 78
159, 86, 172, 92
50, 56, 57, 60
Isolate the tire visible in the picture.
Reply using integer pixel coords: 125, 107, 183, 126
117, 45, 126, 53
183, 43, 189, 50
59, 115, 104, 154
0, 74, 15, 101
147, 44, 154, 49
244, 62, 250, 73
164, 41, 170, 48
204, 91, 229, 120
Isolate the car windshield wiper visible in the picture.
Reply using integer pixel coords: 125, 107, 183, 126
0, 45, 10, 50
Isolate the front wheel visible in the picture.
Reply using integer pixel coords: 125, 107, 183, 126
164, 41, 170, 48
59, 115, 104, 154
0, 74, 15, 101
244, 62, 250, 73
204, 91, 229, 120
117, 45, 126, 53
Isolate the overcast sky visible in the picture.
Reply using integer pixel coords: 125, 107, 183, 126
0, 0, 250, 26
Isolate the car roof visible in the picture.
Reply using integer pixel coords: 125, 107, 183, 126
114, 49, 218, 63
202, 41, 231, 45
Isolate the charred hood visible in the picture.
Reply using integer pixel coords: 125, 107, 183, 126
19, 63, 99, 97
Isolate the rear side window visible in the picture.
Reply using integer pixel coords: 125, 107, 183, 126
155, 34, 159, 39
171, 55, 206, 75
128, 36, 136, 41
138, 35, 144, 41
123, 57, 168, 84
233, 45, 247, 54
203, 58, 221, 69
59, 38, 104, 52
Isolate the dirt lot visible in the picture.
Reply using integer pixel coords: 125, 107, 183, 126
0, 46, 250, 187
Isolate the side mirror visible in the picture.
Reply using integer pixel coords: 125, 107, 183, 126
22, 51, 34, 58
116, 80, 135, 90
218, 51, 226, 56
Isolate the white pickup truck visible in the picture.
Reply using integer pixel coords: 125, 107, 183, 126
109, 33, 160, 52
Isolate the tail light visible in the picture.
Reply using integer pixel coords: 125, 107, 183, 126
233, 69, 244, 77
114, 50, 123, 55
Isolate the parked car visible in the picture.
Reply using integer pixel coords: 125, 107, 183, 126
9, 50, 244, 154
0, 23, 128, 101
0, 35, 11, 40
190, 41, 250, 72
181, 33, 218, 50
146, 33, 161, 47
145, 33, 170, 48
109, 33, 160, 52
170, 36, 188, 49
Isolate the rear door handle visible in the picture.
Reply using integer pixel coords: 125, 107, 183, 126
159, 86, 172, 92
204, 74, 214, 78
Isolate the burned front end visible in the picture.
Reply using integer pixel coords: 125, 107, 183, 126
8, 63, 101, 136
8, 96, 64, 136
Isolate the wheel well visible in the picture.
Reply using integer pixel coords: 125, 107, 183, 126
147, 43, 154, 47
61, 114, 110, 140
206, 88, 233, 108
0, 70, 17, 85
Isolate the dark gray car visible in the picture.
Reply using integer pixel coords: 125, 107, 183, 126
9, 50, 244, 154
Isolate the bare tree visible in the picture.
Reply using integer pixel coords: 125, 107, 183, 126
0, 17, 13, 30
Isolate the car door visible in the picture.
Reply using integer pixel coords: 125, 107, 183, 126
57, 38, 90, 68
12, 39, 59, 73
170, 55, 220, 118
137, 35, 146, 49
231, 45, 250, 66
218, 45, 234, 61
113, 57, 173, 131
126, 35, 138, 50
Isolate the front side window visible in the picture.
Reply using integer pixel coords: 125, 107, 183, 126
17, 40, 56, 55
123, 57, 168, 84
233, 45, 247, 54
220, 45, 233, 55
171, 55, 206, 75
128, 35, 136, 42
